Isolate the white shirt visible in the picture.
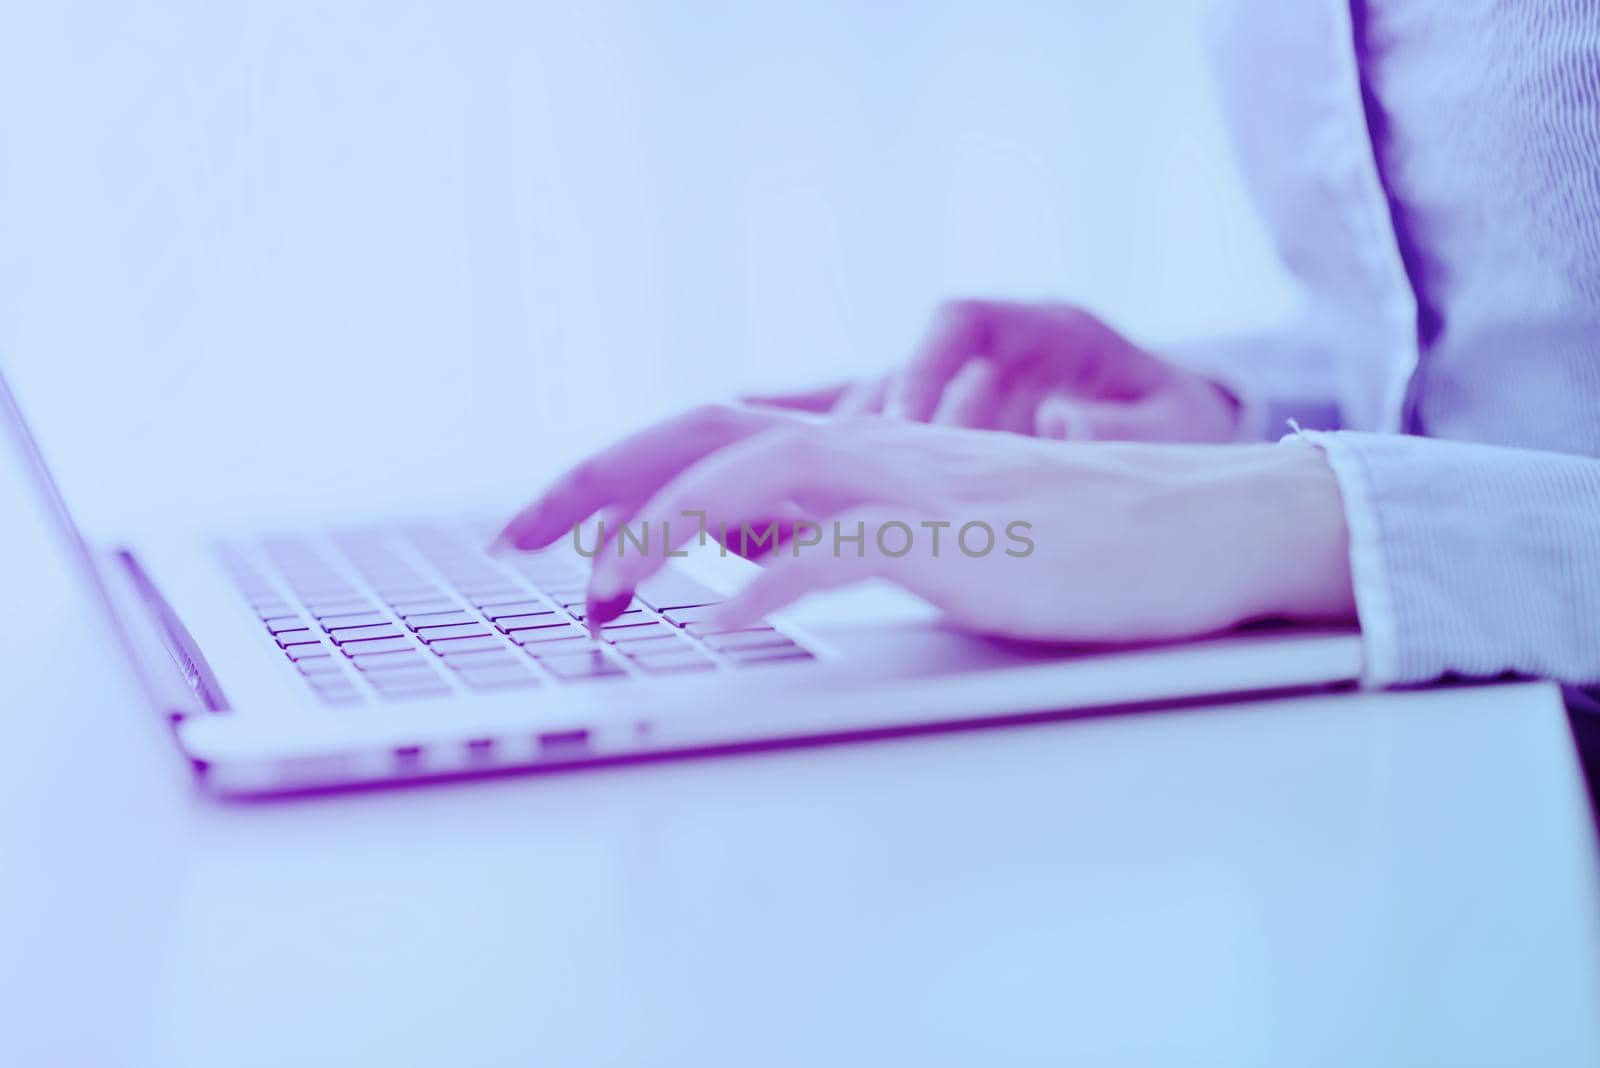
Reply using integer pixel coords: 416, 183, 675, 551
1202, 0, 1600, 686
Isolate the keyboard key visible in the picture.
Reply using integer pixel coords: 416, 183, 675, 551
608, 625, 682, 646
306, 677, 361, 701
508, 624, 587, 646
520, 634, 601, 654
295, 657, 343, 675
454, 581, 524, 598
391, 598, 459, 617
357, 646, 432, 669
428, 575, 489, 591
455, 665, 540, 690
371, 584, 443, 600
630, 650, 717, 674
265, 617, 310, 635
253, 600, 294, 619
684, 621, 772, 638
305, 670, 353, 689
341, 636, 417, 657
600, 619, 670, 640
570, 605, 644, 623
368, 682, 452, 700
364, 667, 444, 688
414, 622, 493, 643
478, 599, 550, 620
274, 629, 317, 647
496, 612, 562, 630
660, 604, 723, 627
330, 624, 406, 645
614, 634, 692, 654
401, 609, 476, 629
536, 651, 626, 680
727, 646, 815, 666
360, 565, 426, 580
291, 582, 358, 598
363, 668, 443, 689
322, 612, 393, 631
636, 571, 723, 611
701, 629, 792, 653
284, 643, 332, 661
427, 635, 506, 656
438, 649, 521, 668
457, 573, 523, 587
305, 598, 376, 617
351, 651, 426, 673
507, 556, 580, 580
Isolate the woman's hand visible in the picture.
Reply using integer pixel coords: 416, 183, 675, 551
496, 407, 1354, 639
746, 300, 1241, 443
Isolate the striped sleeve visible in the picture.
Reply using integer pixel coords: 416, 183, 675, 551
1289, 430, 1600, 687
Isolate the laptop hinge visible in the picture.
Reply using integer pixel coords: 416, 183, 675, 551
112, 548, 230, 715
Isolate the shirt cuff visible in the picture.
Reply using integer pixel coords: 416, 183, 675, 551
1278, 429, 1600, 689
1282, 429, 1396, 686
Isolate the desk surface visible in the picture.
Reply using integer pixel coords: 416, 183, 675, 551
2, 506, 1599, 1067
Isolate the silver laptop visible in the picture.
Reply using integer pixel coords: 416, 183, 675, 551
2, 364, 1364, 798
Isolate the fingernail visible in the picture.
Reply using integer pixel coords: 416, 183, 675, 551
585, 590, 633, 631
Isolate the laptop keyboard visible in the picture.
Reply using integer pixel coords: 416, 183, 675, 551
216, 523, 813, 706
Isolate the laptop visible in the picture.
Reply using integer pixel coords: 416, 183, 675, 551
1, 363, 1364, 798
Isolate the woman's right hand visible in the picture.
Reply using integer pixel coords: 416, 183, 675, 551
746, 299, 1241, 443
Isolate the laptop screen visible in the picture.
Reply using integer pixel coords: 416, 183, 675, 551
0, 360, 163, 708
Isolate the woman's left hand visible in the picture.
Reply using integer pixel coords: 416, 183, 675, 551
496, 408, 1355, 641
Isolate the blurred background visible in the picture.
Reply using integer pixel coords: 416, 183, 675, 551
0, 0, 1295, 536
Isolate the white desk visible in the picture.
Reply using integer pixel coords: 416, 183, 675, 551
2, 498, 1598, 1068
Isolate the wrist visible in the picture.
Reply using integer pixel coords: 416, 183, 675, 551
1203, 446, 1356, 624
1258, 446, 1357, 621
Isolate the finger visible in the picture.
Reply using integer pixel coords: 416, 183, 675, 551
832, 375, 888, 416
574, 505, 632, 558
1035, 306, 1161, 400
992, 378, 1051, 436
741, 382, 853, 413
1034, 395, 1162, 441
714, 504, 814, 559
495, 405, 776, 551
1034, 395, 1089, 440
584, 430, 877, 613
584, 429, 905, 621
885, 300, 995, 421
708, 508, 916, 630
974, 318, 1074, 434
929, 359, 1004, 428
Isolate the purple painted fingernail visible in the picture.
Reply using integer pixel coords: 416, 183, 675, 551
586, 590, 634, 629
